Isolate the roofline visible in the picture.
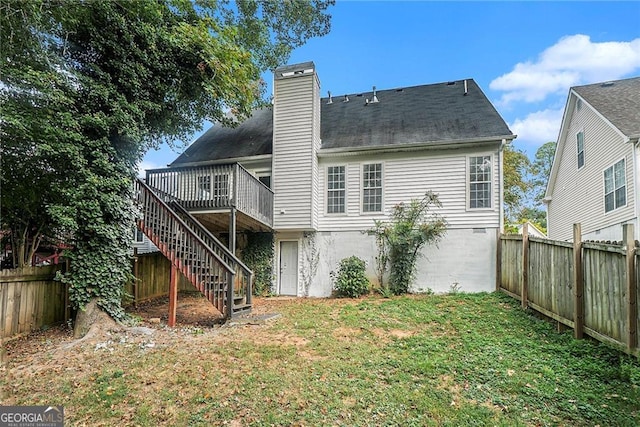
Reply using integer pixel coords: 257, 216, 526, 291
168, 154, 273, 168
546, 87, 638, 200
317, 135, 516, 157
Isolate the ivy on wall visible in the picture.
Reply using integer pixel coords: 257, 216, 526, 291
241, 232, 274, 296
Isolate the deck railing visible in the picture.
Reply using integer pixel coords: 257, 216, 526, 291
134, 178, 236, 318
146, 164, 273, 227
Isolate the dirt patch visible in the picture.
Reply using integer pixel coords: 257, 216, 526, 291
332, 326, 362, 341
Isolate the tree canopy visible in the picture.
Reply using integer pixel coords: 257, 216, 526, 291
0, 0, 333, 322
502, 141, 557, 232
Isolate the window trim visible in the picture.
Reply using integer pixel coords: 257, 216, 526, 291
466, 154, 494, 211
325, 164, 347, 215
576, 130, 585, 170
361, 162, 384, 215
603, 158, 627, 214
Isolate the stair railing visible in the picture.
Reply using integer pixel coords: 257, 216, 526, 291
134, 178, 235, 318
168, 200, 253, 306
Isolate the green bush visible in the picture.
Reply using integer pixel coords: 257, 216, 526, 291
331, 256, 370, 298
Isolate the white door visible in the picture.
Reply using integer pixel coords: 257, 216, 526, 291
279, 241, 298, 295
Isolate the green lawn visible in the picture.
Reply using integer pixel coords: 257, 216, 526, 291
2, 292, 639, 426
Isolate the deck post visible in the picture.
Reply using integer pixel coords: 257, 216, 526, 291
573, 223, 584, 339
623, 224, 637, 352
168, 263, 178, 327
229, 207, 237, 255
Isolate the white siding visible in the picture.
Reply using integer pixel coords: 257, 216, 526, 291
548, 96, 636, 240
317, 146, 502, 231
272, 73, 320, 230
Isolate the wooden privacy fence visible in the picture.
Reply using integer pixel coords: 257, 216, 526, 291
127, 251, 193, 305
0, 265, 69, 340
497, 223, 639, 357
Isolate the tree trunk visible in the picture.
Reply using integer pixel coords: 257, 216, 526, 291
73, 298, 119, 339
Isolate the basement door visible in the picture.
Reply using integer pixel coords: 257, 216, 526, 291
279, 241, 298, 295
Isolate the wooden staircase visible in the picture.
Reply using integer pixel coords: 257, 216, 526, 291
134, 178, 252, 322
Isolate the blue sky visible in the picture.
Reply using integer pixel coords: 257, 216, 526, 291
140, 1, 640, 173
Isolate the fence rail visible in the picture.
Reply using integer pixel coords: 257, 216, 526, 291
0, 265, 68, 340
497, 223, 638, 357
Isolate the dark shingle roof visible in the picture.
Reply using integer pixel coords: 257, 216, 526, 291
573, 77, 640, 138
171, 79, 513, 166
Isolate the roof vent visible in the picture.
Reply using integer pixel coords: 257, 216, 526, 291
396, 88, 404, 92
447, 81, 456, 86
365, 98, 369, 106
601, 81, 614, 87
371, 86, 379, 103
464, 79, 468, 96
327, 91, 333, 104
343, 94, 349, 103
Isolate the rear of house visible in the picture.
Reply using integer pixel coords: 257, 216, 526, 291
144, 61, 515, 297
545, 77, 640, 241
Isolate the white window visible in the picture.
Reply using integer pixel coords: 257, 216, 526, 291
469, 155, 492, 209
577, 131, 585, 169
197, 175, 211, 200
213, 174, 229, 204
134, 228, 144, 242
604, 159, 626, 213
362, 163, 383, 213
327, 166, 345, 214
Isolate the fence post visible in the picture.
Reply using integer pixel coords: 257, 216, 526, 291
132, 247, 139, 307
623, 224, 637, 353
521, 223, 529, 309
496, 228, 502, 292
168, 264, 178, 327
573, 223, 584, 339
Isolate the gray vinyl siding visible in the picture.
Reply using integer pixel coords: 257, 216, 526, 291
317, 146, 501, 231
547, 96, 636, 240
272, 73, 320, 230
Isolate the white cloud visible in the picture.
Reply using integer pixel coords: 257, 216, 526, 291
491, 35, 640, 105
510, 108, 564, 147
137, 160, 162, 178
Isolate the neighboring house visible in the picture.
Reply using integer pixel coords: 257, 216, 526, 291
545, 77, 640, 241
515, 221, 546, 238
132, 228, 158, 254
143, 61, 515, 297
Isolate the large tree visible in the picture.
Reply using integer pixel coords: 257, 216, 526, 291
531, 141, 557, 204
502, 143, 531, 224
1, 0, 333, 330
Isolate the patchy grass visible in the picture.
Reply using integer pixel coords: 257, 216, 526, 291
1, 292, 639, 426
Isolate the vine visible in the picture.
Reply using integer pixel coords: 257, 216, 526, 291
300, 231, 319, 297
241, 232, 274, 296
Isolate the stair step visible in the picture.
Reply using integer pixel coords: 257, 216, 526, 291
234, 295, 245, 304
232, 303, 252, 315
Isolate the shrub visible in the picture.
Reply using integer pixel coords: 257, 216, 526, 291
331, 256, 370, 298
368, 191, 447, 295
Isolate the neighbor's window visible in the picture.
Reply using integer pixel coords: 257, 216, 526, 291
134, 228, 144, 242
469, 156, 492, 209
577, 131, 585, 169
362, 163, 383, 213
604, 159, 626, 213
327, 166, 345, 214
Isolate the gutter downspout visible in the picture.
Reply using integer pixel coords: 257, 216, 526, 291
499, 139, 507, 233
632, 138, 640, 239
